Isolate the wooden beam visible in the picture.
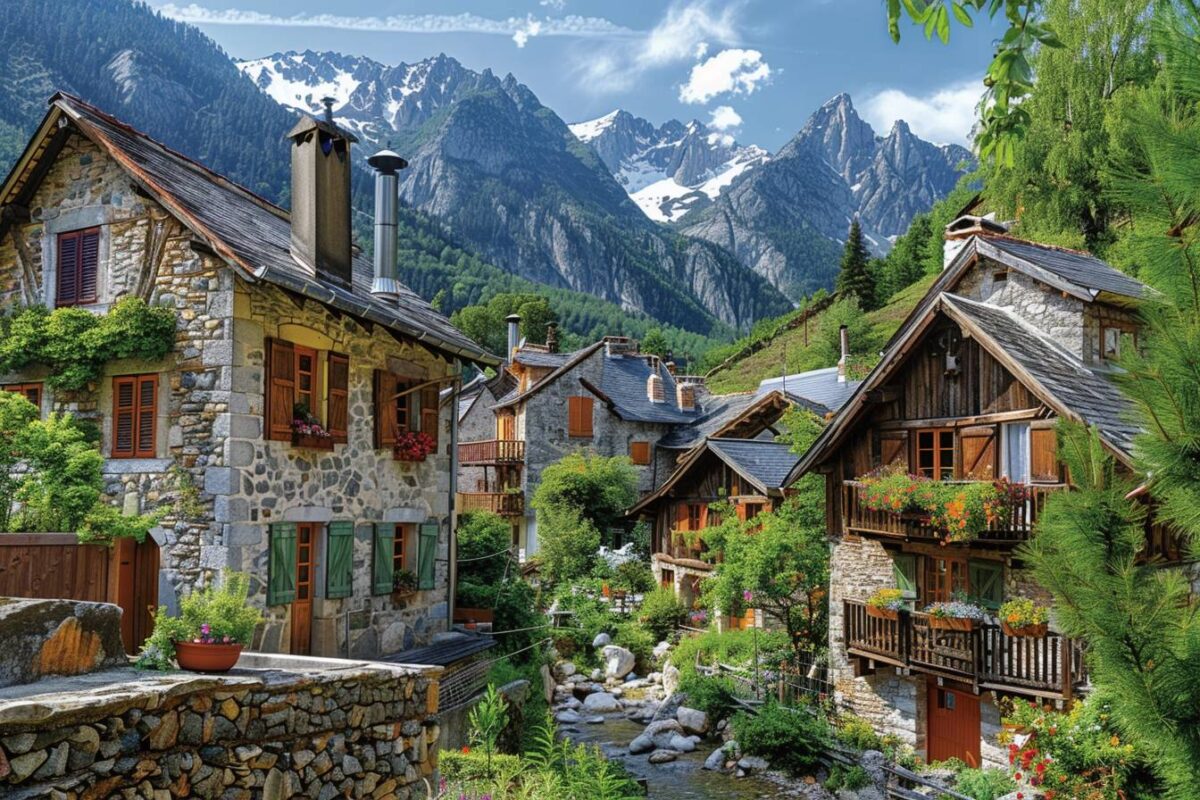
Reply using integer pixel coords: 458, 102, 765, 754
876, 407, 1049, 431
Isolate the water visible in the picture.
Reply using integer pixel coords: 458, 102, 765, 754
564, 716, 791, 800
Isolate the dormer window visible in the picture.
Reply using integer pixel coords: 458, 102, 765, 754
55, 228, 99, 307
1101, 323, 1137, 361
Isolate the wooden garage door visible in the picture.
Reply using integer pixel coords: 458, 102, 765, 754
927, 680, 981, 767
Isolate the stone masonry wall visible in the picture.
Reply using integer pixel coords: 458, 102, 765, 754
0, 657, 442, 799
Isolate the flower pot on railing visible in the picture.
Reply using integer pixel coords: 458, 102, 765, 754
866, 605, 900, 621
865, 588, 905, 620
174, 641, 243, 673
1001, 621, 1049, 638
924, 598, 986, 632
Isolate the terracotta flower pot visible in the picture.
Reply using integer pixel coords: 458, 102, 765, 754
929, 616, 976, 632
865, 605, 899, 621
1002, 621, 1048, 638
174, 641, 243, 673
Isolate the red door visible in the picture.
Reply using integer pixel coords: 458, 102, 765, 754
927, 681, 981, 766
291, 523, 316, 655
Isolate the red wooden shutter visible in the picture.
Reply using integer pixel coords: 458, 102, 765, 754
135, 375, 157, 457
113, 377, 136, 457
960, 426, 997, 480
265, 338, 295, 441
374, 370, 397, 448
327, 353, 349, 443
79, 230, 99, 303
56, 232, 79, 306
1030, 426, 1059, 483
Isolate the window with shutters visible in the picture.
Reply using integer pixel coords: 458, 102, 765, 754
265, 339, 349, 444
686, 503, 703, 532
373, 371, 421, 449
294, 345, 319, 417
567, 395, 593, 438
55, 228, 100, 307
112, 374, 157, 458
3, 383, 43, 411
268, 523, 298, 605
629, 441, 651, 465
325, 522, 354, 599
968, 560, 1004, 610
915, 428, 955, 480
960, 426, 997, 480
417, 522, 438, 590
1030, 426, 1059, 483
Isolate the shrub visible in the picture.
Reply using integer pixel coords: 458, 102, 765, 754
611, 560, 654, 593
867, 588, 905, 611
669, 628, 792, 678
835, 713, 883, 751
678, 672, 740, 723
637, 587, 686, 641
613, 621, 655, 673
731, 702, 830, 776
948, 767, 1015, 800
457, 511, 513, 586
826, 764, 871, 792
438, 749, 522, 781
552, 590, 619, 658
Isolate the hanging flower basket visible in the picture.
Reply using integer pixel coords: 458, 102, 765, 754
394, 431, 436, 462
174, 641, 243, 673
1001, 621, 1049, 638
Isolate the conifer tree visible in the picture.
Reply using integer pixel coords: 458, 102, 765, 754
835, 219, 876, 310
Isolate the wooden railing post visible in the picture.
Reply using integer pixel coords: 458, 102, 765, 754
1061, 636, 1073, 704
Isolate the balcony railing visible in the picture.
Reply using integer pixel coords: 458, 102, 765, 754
843, 600, 1086, 700
842, 480, 1067, 545
458, 439, 525, 465
457, 491, 525, 516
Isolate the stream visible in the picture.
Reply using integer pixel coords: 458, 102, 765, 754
564, 716, 790, 799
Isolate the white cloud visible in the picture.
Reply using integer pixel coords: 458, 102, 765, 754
708, 105, 742, 131
679, 49, 770, 104
540, 0, 567, 9
154, 3, 630, 44
860, 80, 982, 146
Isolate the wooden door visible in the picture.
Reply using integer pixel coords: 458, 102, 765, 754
927, 681, 981, 766
113, 537, 160, 654
291, 523, 316, 655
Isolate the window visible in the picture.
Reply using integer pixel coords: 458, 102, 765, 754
660, 569, 675, 589
629, 441, 651, 465
325, 522, 354, 599
394, 524, 410, 575
742, 503, 764, 522
1101, 324, 1137, 361
373, 370, 428, 448
1002, 423, 1030, 483
687, 504, 703, 532
924, 557, 968, 604
265, 338, 349, 443
916, 428, 955, 480
567, 396, 593, 438
55, 228, 99, 307
968, 560, 1003, 610
294, 345, 318, 416
112, 374, 157, 458
892, 553, 918, 601
3, 383, 43, 410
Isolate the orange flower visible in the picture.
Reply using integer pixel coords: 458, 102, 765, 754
1110, 735, 1120, 747
462, 746, 471, 754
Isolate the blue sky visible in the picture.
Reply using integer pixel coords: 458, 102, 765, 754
152, 0, 1005, 150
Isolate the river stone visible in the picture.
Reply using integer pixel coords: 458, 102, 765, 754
601, 646, 636, 679
628, 734, 654, 754
555, 710, 581, 724
556, 661, 577, 678
592, 632, 612, 648
558, 697, 582, 710
582, 692, 621, 713
644, 719, 683, 737
737, 755, 769, 773
667, 734, 696, 753
585, 716, 605, 724
653, 641, 671, 660
703, 747, 727, 771
676, 707, 709, 735
651, 692, 686, 724
591, 668, 602, 681
648, 749, 680, 764
662, 663, 681, 697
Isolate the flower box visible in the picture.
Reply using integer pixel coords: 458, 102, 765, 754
866, 605, 900, 621
394, 431, 436, 462
1002, 621, 1048, 638
929, 616, 977, 632
174, 641, 243, 673
292, 432, 334, 450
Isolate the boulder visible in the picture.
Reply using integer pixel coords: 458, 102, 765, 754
737, 755, 769, 774
571, 682, 603, 699
555, 661, 577, 679
653, 641, 672, 660
555, 710, 581, 724
676, 706, 709, 735
667, 734, 696, 753
628, 734, 654, 755
591, 668, 602, 681
651, 692, 686, 724
592, 632, 612, 648
860, 749, 889, 791
602, 645, 636, 679
648, 750, 680, 764
644, 719, 683, 737
703, 747, 727, 771
582, 692, 622, 713
662, 662, 681, 697
0, 598, 126, 688
540, 664, 555, 705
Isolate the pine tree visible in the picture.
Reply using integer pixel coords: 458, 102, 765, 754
835, 219, 876, 310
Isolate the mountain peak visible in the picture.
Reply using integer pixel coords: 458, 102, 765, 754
821, 92, 855, 111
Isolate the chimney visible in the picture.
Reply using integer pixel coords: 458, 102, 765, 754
286, 110, 358, 285
321, 96, 336, 123
545, 322, 559, 354
837, 324, 850, 383
943, 214, 1008, 269
367, 149, 409, 301
506, 314, 521, 359
647, 373, 665, 404
677, 382, 695, 411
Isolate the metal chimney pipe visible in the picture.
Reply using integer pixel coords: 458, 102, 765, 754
321, 96, 336, 123
367, 149, 409, 301
837, 324, 849, 383
505, 314, 521, 359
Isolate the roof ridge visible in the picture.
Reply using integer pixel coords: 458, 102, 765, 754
985, 232, 1098, 258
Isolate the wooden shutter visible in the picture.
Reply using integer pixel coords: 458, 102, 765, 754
1030, 426, 1059, 483
327, 353, 349, 443
417, 522, 439, 590
372, 523, 395, 595
267, 523, 298, 605
968, 560, 1003, 610
56, 232, 79, 306
112, 375, 156, 458
135, 375, 157, 457
373, 370, 397, 449
880, 431, 908, 469
421, 386, 440, 449
960, 425, 997, 480
630, 441, 650, 465
893, 553, 918, 600
79, 230, 99, 303
265, 338, 295, 441
568, 396, 593, 437
325, 522, 354, 599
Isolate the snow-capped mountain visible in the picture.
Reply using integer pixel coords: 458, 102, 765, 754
568, 110, 768, 222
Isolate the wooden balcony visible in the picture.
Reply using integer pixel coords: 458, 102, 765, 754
458, 439, 525, 465
457, 491, 525, 516
842, 480, 1067, 545
843, 600, 1086, 700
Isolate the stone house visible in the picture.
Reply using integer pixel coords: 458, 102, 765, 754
786, 217, 1186, 768
0, 93, 497, 659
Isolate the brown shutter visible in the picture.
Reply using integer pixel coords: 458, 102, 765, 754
327, 353, 349, 443
113, 377, 136, 457
135, 375, 157, 458
79, 230, 99, 303
56, 232, 79, 306
421, 385, 440, 449
570, 396, 594, 437
265, 338, 295, 441
1030, 426, 1059, 483
374, 369, 397, 448
960, 425, 997, 480
880, 431, 908, 469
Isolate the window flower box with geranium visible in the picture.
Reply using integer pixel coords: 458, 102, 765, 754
999, 597, 1050, 638
394, 430, 436, 462
924, 597, 988, 631
866, 588, 905, 620
291, 403, 334, 450
392, 569, 418, 596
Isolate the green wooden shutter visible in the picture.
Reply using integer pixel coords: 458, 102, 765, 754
969, 560, 1004, 610
372, 523, 395, 595
326, 522, 355, 599
267, 523, 297, 605
417, 522, 439, 590
893, 553, 918, 600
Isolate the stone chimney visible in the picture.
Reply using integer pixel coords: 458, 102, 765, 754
367, 149, 408, 301
837, 324, 850, 383
943, 214, 1008, 269
677, 382, 695, 411
546, 322, 559, 354
506, 314, 521, 359
286, 109, 358, 285
647, 373, 665, 403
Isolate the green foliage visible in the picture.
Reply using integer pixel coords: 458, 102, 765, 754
835, 220, 877, 310
612, 621, 655, 673
834, 713, 884, 751
636, 587, 686, 641
0, 298, 175, 392
640, 328, 669, 358
468, 683, 510, 778
0, 392, 39, 531
437, 750, 523, 782
731, 702, 830, 776
535, 505, 601, 585
451, 292, 559, 355
610, 560, 654, 594
943, 767, 1015, 800
550, 590, 618, 661
458, 511, 513, 586
677, 672, 740, 723
825, 764, 871, 793
669, 628, 792, 680
137, 572, 263, 670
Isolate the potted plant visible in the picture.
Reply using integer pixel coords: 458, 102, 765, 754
866, 588, 906, 620
924, 598, 987, 631
392, 569, 418, 596
999, 597, 1050, 637
394, 430, 436, 462
291, 403, 334, 450
137, 572, 262, 673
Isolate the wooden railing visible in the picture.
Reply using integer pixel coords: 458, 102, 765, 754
842, 480, 1067, 544
843, 600, 1085, 700
456, 491, 525, 516
457, 439, 525, 465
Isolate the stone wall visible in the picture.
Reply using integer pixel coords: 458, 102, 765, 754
0, 654, 442, 799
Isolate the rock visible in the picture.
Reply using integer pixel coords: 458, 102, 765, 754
737, 755, 769, 773
653, 641, 672, 660
628, 734, 654, 755
555, 710, 581, 724
342, 755, 363, 775
585, 716, 605, 724
590, 669, 602, 681
860, 749, 888, 790
582, 692, 621, 713
668, 734, 696, 753
651, 692, 686, 724
844, 789, 885, 800
592, 632, 612, 648
602, 645, 636, 679
555, 661, 577, 679
0, 599, 126, 688
557, 697, 582, 711
8, 750, 47, 782
676, 706, 709, 735
703, 747, 727, 771
644, 719, 683, 737
647, 672, 663, 683
648, 749, 680, 764
624, 672, 638, 682
571, 682, 602, 699
540, 664, 555, 705
662, 663, 681, 697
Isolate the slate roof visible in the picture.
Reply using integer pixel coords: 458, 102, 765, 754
707, 439, 800, 491
757, 366, 863, 414
656, 392, 761, 449
512, 349, 572, 369
492, 342, 604, 410
600, 354, 698, 424
380, 633, 496, 667
978, 236, 1147, 301
39, 93, 496, 366
942, 294, 1140, 454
